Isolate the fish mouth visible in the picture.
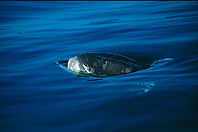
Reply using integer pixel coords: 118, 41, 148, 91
54, 60, 68, 67
54, 60, 69, 72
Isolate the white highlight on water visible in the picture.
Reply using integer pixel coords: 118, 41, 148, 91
151, 58, 173, 66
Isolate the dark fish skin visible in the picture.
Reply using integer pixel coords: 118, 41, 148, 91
77, 53, 150, 75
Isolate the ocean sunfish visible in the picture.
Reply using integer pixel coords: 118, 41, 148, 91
55, 53, 150, 77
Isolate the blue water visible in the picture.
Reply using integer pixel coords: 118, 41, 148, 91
0, 1, 198, 132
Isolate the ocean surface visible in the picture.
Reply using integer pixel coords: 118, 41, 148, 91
0, 1, 198, 132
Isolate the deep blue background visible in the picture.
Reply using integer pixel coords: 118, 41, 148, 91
0, 1, 198, 132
